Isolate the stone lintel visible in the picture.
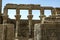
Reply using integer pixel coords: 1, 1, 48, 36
41, 7, 53, 10
5, 4, 17, 9
55, 8, 60, 12
19, 4, 40, 6
55, 8, 60, 9
18, 4, 40, 10
4, 4, 55, 10
5, 4, 40, 9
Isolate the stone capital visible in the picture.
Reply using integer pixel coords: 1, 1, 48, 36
15, 15, 21, 21
39, 15, 46, 18
27, 14, 33, 20
39, 15, 46, 20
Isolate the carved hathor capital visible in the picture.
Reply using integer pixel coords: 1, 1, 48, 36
15, 15, 21, 21
27, 14, 33, 20
39, 15, 46, 21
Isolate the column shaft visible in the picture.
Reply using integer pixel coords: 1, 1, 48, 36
40, 8, 44, 16
51, 9, 55, 16
39, 8, 45, 24
28, 15, 33, 40
29, 19, 32, 35
15, 21, 19, 38
16, 8, 20, 15
15, 8, 21, 40
3, 8, 8, 23
3, 7, 8, 40
39, 8, 45, 21
4, 8, 8, 15
28, 9, 33, 39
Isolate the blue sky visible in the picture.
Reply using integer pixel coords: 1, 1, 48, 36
2, 0, 60, 19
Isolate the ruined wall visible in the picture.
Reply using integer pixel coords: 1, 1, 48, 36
40, 23, 60, 40
0, 24, 3, 40
0, 24, 14, 40
34, 23, 41, 40
5, 24, 14, 40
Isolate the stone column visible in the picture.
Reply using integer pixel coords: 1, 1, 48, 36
3, 7, 8, 40
51, 8, 56, 16
40, 8, 44, 16
3, 8, 8, 23
55, 8, 57, 16
51, 8, 57, 18
39, 8, 45, 24
27, 9, 33, 40
15, 8, 21, 40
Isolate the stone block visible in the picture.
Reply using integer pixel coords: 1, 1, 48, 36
34, 23, 41, 40
0, 24, 14, 40
6, 24, 14, 40
0, 24, 3, 40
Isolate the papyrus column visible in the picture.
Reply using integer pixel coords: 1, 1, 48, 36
15, 8, 21, 40
39, 8, 45, 24
27, 9, 33, 40
40, 8, 44, 20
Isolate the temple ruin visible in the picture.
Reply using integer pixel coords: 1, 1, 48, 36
0, 0, 60, 40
